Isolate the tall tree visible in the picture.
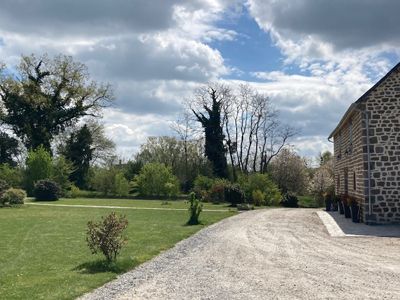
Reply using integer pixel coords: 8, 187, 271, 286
191, 85, 228, 179
0, 54, 113, 152
63, 125, 93, 188
0, 131, 20, 166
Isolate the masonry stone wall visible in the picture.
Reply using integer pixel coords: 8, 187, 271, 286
362, 67, 400, 224
333, 66, 400, 224
333, 110, 365, 218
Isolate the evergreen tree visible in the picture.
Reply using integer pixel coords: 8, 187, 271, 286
192, 87, 228, 178
0, 131, 20, 166
63, 125, 93, 188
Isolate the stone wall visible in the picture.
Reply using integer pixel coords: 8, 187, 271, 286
362, 67, 400, 224
333, 66, 400, 224
333, 110, 365, 218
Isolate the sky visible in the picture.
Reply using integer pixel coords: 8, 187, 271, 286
0, 0, 399, 159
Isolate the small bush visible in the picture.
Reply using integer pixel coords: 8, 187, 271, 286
193, 175, 214, 200
1, 188, 26, 205
281, 193, 299, 208
224, 184, 245, 206
252, 189, 265, 206
25, 146, 53, 195
209, 179, 229, 203
34, 179, 61, 201
187, 192, 203, 225
86, 212, 128, 262
69, 184, 81, 198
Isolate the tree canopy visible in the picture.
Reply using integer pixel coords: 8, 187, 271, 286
0, 54, 113, 152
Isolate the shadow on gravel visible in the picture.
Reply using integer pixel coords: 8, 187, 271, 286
73, 258, 138, 274
328, 211, 400, 238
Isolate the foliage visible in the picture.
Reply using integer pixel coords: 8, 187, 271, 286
192, 85, 228, 178
0, 131, 20, 166
51, 155, 73, 196
308, 157, 334, 204
86, 212, 128, 262
135, 163, 180, 197
0, 54, 113, 151
164, 182, 179, 200
135, 136, 211, 192
69, 184, 81, 198
208, 178, 230, 203
224, 184, 245, 206
25, 146, 53, 195
281, 194, 299, 208
123, 160, 143, 181
0, 179, 10, 196
0, 163, 23, 187
63, 124, 93, 188
89, 167, 116, 195
239, 173, 282, 205
192, 175, 214, 200
89, 167, 132, 197
187, 192, 203, 225
269, 148, 309, 195
252, 189, 265, 206
113, 173, 130, 197
34, 179, 61, 201
1, 188, 26, 205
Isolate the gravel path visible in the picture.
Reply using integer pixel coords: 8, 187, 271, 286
79, 208, 400, 300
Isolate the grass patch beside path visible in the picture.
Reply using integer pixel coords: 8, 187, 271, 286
26, 197, 235, 211
0, 200, 235, 300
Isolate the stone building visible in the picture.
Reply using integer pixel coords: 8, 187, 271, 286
328, 62, 400, 224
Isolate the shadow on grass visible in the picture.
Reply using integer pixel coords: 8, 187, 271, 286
73, 257, 138, 274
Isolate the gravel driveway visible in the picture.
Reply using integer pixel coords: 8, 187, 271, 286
80, 208, 400, 300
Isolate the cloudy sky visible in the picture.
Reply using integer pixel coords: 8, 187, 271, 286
0, 0, 399, 159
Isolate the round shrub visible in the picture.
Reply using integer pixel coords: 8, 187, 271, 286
34, 179, 61, 201
224, 184, 245, 206
2, 188, 26, 205
209, 179, 229, 203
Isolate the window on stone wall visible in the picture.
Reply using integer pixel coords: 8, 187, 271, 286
337, 175, 340, 194
353, 171, 356, 191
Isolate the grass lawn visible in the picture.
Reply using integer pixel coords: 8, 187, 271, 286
0, 199, 235, 300
298, 195, 321, 208
25, 197, 236, 211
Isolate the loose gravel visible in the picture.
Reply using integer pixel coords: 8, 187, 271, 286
79, 208, 400, 300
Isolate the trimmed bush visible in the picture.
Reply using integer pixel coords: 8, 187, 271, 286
1, 188, 26, 205
34, 179, 61, 201
281, 193, 299, 208
224, 184, 245, 206
86, 212, 128, 262
187, 192, 203, 225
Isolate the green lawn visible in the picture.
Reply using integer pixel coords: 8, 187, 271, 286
0, 199, 235, 300
25, 197, 236, 211
298, 195, 320, 208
